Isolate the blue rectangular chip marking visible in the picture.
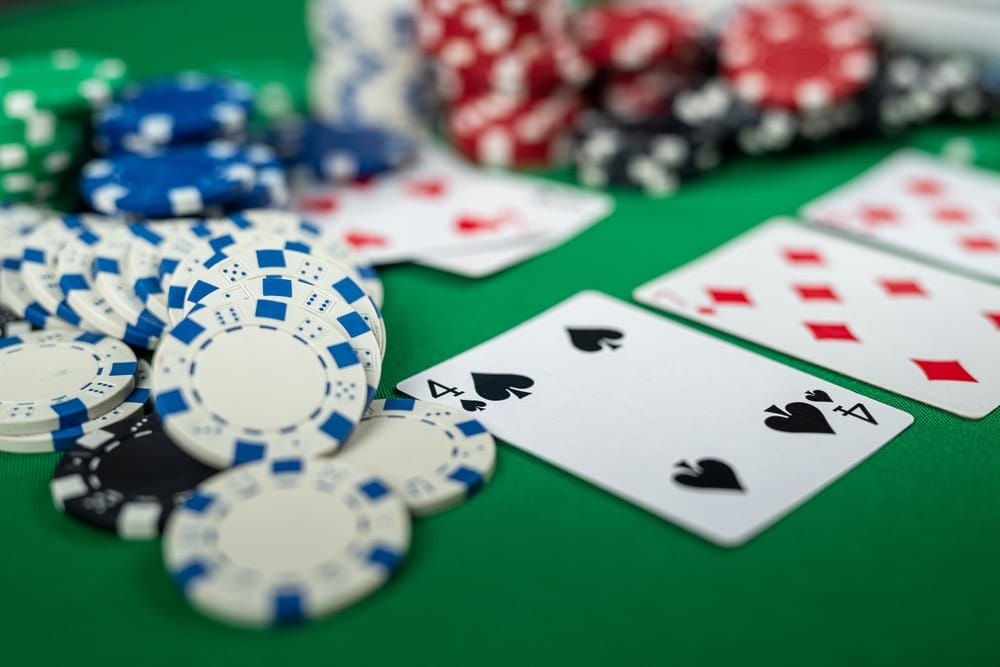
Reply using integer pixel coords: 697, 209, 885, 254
449, 466, 485, 496
272, 459, 303, 474
170, 318, 206, 345
173, 561, 209, 591
53, 398, 87, 430
93, 257, 120, 275
262, 276, 293, 297
166, 284, 186, 309
59, 274, 87, 293
184, 491, 215, 513
336, 311, 369, 337
186, 280, 218, 306
256, 249, 286, 268
383, 398, 415, 412
320, 411, 354, 442
22, 248, 44, 264
109, 361, 137, 376
286, 241, 311, 254
234, 441, 267, 465
134, 276, 161, 300
456, 420, 487, 437
128, 224, 163, 245
367, 546, 403, 573
75, 331, 102, 344
154, 389, 189, 418
0, 336, 23, 349
274, 590, 306, 626
331, 277, 364, 303
359, 479, 390, 500
255, 299, 287, 321
53, 425, 85, 451
327, 342, 359, 368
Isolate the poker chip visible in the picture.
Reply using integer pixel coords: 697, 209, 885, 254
94, 73, 254, 154
163, 457, 410, 628
164, 225, 373, 328
448, 89, 582, 168
0, 49, 129, 117
310, 0, 421, 53
334, 398, 496, 516
173, 246, 386, 354
18, 215, 89, 328
194, 275, 383, 390
91, 227, 167, 337
152, 295, 370, 468
55, 221, 159, 349
300, 120, 417, 182
124, 221, 187, 325
0, 247, 69, 330
0, 329, 137, 436
719, 0, 876, 111
51, 412, 217, 538
573, 2, 700, 73
79, 142, 255, 217
0, 359, 151, 454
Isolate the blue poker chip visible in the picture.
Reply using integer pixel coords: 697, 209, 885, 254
301, 120, 416, 182
94, 73, 254, 154
79, 142, 255, 217
225, 144, 288, 211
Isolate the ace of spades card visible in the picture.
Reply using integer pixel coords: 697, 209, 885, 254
398, 291, 913, 547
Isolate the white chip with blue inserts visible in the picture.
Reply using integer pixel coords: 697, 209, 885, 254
333, 398, 496, 516
163, 457, 410, 628
152, 295, 370, 468
172, 246, 386, 356
191, 275, 382, 389
0, 329, 137, 436
0, 359, 151, 453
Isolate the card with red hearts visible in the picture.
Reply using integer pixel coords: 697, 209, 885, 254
634, 218, 1000, 419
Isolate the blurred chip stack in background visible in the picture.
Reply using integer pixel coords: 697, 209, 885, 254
418, 0, 594, 169
0, 50, 129, 209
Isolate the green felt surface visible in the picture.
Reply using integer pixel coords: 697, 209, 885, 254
1, 2, 999, 665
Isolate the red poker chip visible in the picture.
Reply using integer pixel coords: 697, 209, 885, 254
573, 3, 701, 72
447, 89, 583, 168
417, 0, 565, 59
719, 0, 876, 111
434, 35, 594, 101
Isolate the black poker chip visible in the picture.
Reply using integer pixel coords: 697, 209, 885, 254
50, 413, 218, 540
0, 304, 30, 339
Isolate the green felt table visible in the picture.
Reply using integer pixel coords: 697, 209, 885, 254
1, 2, 999, 665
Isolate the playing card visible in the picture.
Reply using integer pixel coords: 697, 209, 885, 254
634, 218, 1000, 419
801, 150, 1000, 283
293, 147, 549, 265
414, 173, 613, 278
397, 291, 912, 547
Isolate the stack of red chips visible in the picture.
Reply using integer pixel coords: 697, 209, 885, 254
417, 0, 593, 169
572, 2, 703, 123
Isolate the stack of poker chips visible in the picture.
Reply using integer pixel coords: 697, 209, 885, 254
418, 0, 594, 169
571, 0, 1000, 196
0, 50, 129, 208
300, 0, 426, 183
80, 73, 289, 217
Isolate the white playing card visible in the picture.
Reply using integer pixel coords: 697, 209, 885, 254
414, 173, 613, 278
634, 218, 1000, 419
801, 150, 1000, 283
397, 291, 912, 547
292, 147, 549, 265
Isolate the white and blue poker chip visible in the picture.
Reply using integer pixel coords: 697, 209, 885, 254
170, 246, 386, 355
163, 457, 410, 628
152, 294, 371, 468
94, 73, 254, 154
0, 329, 137, 436
334, 398, 496, 516
79, 142, 255, 217
0, 359, 152, 453
301, 120, 416, 182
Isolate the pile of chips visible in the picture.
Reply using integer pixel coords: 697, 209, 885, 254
80, 73, 290, 217
0, 50, 129, 208
418, 0, 593, 169
296, 0, 425, 184
0, 203, 498, 628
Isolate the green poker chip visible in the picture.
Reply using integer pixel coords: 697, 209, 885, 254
0, 109, 59, 148
211, 60, 306, 123
0, 120, 82, 173
0, 49, 130, 117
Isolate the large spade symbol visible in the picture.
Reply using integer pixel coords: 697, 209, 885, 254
764, 402, 835, 434
471, 373, 534, 401
566, 327, 625, 352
